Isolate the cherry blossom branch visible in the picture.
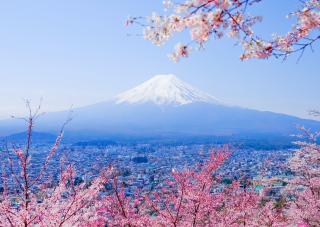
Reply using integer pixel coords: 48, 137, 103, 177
129, 0, 320, 61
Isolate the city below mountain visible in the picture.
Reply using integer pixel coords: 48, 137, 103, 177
1, 74, 319, 143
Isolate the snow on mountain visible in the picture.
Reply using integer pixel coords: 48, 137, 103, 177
115, 74, 220, 106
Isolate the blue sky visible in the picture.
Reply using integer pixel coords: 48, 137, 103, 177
0, 0, 318, 119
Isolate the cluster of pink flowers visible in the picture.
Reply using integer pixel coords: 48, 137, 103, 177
0, 114, 319, 226
0, 115, 112, 226
284, 128, 320, 226
242, 0, 320, 60
128, 0, 320, 61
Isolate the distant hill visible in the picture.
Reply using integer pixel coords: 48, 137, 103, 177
1, 131, 57, 144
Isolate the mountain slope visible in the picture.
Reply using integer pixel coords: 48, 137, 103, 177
0, 74, 319, 141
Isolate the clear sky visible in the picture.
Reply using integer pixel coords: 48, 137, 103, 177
0, 0, 318, 120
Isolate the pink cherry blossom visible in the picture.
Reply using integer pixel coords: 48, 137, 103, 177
1, 105, 319, 226
130, 0, 320, 61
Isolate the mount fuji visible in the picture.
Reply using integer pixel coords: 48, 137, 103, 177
1, 74, 319, 141
115, 74, 220, 106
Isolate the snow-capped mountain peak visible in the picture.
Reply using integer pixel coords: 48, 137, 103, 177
115, 74, 220, 106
